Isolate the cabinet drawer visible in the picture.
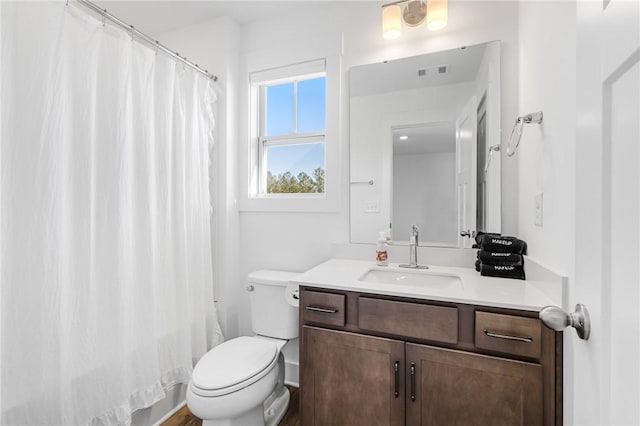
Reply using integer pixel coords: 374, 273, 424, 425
302, 290, 345, 327
358, 297, 458, 344
475, 311, 542, 359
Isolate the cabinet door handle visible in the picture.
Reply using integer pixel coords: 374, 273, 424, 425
394, 360, 400, 398
410, 362, 416, 402
305, 305, 338, 314
483, 329, 533, 343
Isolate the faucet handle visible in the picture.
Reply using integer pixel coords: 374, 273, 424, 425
410, 224, 419, 246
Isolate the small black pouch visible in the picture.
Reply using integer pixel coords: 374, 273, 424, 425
473, 232, 501, 249
479, 235, 527, 254
479, 263, 526, 280
478, 251, 523, 266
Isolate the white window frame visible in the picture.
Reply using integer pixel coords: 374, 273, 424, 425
240, 51, 341, 212
257, 71, 327, 196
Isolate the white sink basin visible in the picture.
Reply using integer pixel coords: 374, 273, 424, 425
359, 268, 462, 291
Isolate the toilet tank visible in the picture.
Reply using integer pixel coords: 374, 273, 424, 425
247, 270, 300, 339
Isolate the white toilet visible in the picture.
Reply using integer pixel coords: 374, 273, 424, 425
187, 270, 300, 426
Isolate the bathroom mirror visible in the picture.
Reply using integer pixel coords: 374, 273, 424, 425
349, 41, 502, 247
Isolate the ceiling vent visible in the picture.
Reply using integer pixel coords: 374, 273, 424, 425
417, 64, 449, 77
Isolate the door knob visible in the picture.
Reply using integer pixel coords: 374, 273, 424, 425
460, 230, 472, 237
539, 304, 590, 340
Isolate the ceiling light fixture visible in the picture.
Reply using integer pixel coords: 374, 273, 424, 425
381, 0, 448, 39
399, 135, 409, 140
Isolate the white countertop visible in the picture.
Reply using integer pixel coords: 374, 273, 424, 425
293, 259, 563, 312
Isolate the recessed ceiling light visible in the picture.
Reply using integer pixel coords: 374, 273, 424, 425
399, 135, 409, 140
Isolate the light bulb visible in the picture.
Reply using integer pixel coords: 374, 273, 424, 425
382, 4, 402, 40
426, 0, 448, 31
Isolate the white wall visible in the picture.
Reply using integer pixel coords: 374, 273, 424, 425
516, 4, 576, 422
393, 152, 457, 245
516, 1, 576, 276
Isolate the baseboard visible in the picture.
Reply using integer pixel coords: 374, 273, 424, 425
154, 401, 187, 426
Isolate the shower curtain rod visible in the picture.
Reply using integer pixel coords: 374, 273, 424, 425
74, 0, 218, 82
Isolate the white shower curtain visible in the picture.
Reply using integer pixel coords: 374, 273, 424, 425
0, 2, 223, 425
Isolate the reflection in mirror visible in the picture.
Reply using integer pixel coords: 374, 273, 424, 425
392, 123, 457, 246
349, 41, 502, 247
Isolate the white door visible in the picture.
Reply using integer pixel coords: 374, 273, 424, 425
456, 97, 477, 248
573, 0, 640, 424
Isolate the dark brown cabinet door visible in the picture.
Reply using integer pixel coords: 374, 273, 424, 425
301, 326, 405, 426
405, 343, 544, 426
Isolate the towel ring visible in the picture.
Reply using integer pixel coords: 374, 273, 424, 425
506, 111, 543, 157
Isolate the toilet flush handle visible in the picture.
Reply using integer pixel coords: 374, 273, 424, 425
246, 284, 255, 292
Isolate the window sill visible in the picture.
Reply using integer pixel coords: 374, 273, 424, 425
239, 193, 339, 213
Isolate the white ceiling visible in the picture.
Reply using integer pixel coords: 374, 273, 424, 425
93, 1, 333, 36
393, 123, 456, 155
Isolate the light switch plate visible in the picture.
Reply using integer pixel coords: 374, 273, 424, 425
365, 201, 380, 213
534, 192, 543, 226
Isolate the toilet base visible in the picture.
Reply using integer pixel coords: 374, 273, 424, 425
199, 386, 290, 426
201, 404, 264, 426
264, 385, 290, 426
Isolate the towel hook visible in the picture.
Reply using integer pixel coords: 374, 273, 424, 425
505, 111, 543, 157
350, 180, 374, 186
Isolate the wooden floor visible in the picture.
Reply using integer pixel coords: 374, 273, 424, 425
278, 386, 300, 426
162, 386, 299, 426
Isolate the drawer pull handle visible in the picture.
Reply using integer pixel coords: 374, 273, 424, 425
394, 360, 400, 398
410, 362, 416, 402
483, 329, 533, 343
305, 305, 338, 314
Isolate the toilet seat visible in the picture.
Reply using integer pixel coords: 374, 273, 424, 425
190, 336, 278, 398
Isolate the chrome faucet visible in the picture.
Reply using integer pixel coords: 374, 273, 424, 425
409, 225, 419, 266
399, 225, 428, 269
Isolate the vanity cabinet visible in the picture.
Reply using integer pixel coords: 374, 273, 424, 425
299, 287, 561, 426
302, 326, 405, 426
405, 344, 543, 425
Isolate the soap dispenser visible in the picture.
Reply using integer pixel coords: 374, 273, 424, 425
376, 231, 389, 266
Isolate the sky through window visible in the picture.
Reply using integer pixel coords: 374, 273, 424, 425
265, 76, 326, 178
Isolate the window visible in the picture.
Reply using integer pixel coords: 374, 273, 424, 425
254, 61, 326, 195
243, 54, 339, 212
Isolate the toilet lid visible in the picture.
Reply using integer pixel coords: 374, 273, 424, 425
192, 336, 278, 391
